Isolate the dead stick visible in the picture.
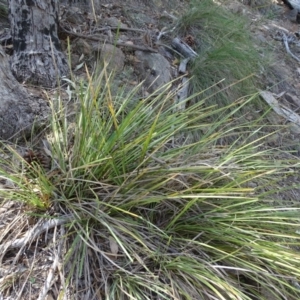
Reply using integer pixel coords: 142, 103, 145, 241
62, 28, 157, 53
93, 26, 146, 33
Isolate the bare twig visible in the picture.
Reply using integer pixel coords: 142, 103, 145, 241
61, 27, 158, 53
0, 215, 72, 264
176, 77, 190, 111
273, 31, 300, 62
37, 225, 65, 300
171, 37, 198, 59
282, 32, 300, 62
97, 26, 146, 33
162, 11, 178, 20
0, 266, 28, 284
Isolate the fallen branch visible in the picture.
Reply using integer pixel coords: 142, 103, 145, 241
176, 77, 190, 111
93, 25, 146, 33
175, 58, 191, 111
259, 90, 300, 132
282, 32, 300, 62
272, 31, 300, 62
61, 27, 158, 53
171, 37, 198, 59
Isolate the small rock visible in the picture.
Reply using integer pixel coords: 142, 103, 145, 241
73, 38, 91, 56
118, 35, 130, 43
132, 13, 156, 27
134, 51, 172, 93
104, 17, 127, 28
63, 7, 84, 24
96, 44, 125, 73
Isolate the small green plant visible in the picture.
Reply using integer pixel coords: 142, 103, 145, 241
1, 66, 300, 299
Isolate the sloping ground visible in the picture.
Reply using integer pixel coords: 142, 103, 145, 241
227, 0, 300, 202
1, 0, 300, 299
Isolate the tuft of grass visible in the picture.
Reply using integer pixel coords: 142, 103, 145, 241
176, 0, 264, 109
0, 67, 300, 299
0, 0, 8, 18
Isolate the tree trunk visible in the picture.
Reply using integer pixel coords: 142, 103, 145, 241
9, 0, 69, 87
0, 45, 49, 140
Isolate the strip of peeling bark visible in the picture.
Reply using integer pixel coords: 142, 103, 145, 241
9, 0, 69, 87
0, 45, 49, 140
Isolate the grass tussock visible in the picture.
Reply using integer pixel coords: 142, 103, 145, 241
177, 0, 263, 108
0, 67, 300, 299
0, 0, 7, 18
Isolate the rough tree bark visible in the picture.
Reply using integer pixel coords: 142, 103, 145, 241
0, 45, 49, 140
9, 0, 69, 87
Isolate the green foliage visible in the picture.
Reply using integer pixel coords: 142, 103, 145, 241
177, 0, 263, 108
1, 67, 300, 299
0, 1, 8, 18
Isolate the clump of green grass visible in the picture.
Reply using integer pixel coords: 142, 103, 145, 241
0, 0, 8, 18
176, 0, 263, 109
0, 68, 300, 299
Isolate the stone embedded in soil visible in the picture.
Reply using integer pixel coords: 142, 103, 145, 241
95, 44, 125, 73
104, 16, 128, 28
134, 50, 172, 93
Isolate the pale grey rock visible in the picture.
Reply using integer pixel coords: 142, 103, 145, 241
104, 17, 128, 28
96, 44, 125, 73
134, 51, 171, 93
